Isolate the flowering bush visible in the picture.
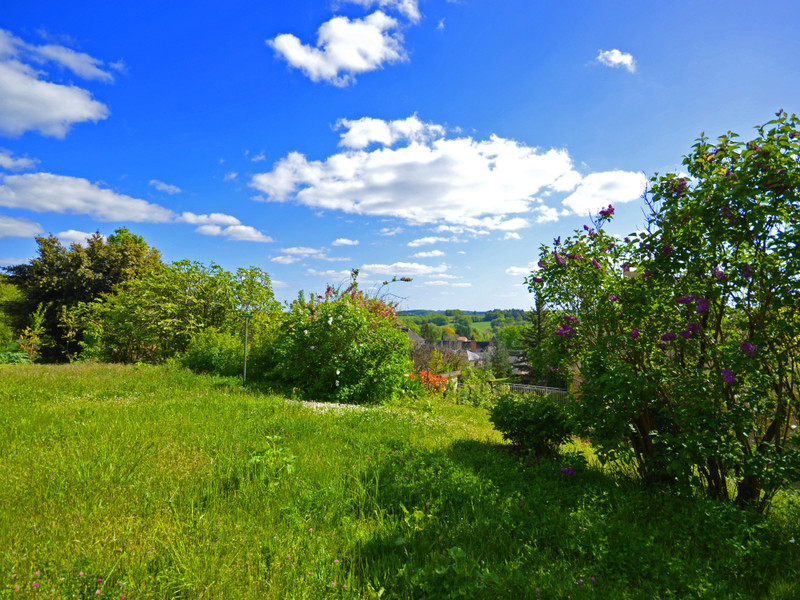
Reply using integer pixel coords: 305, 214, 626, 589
271, 271, 413, 404
528, 112, 800, 510
409, 370, 448, 393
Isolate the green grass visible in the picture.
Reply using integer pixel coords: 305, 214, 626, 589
1, 363, 799, 599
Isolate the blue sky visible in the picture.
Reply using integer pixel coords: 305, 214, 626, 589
1, 0, 798, 310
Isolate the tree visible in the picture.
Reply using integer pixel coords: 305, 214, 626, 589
3, 229, 161, 360
528, 112, 800, 511
78, 260, 280, 363
490, 346, 513, 378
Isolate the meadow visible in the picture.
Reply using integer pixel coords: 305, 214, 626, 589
1, 363, 799, 599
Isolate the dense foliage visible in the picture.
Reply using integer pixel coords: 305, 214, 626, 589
529, 112, 800, 510
2, 229, 161, 360
271, 271, 413, 404
78, 261, 280, 363
489, 392, 573, 456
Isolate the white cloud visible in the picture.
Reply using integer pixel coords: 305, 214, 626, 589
0, 29, 111, 137
268, 11, 406, 86
252, 117, 584, 230
271, 255, 301, 264
251, 152, 266, 162
561, 170, 647, 216
177, 212, 242, 226
437, 19, 445, 31
271, 279, 291, 289
149, 179, 182, 194
379, 226, 403, 236
56, 229, 101, 246
413, 249, 445, 258
597, 49, 636, 73
0, 173, 174, 222
332, 237, 359, 246
224, 171, 238, 181
503, 232, 521, 240
505, 266, 531, 277
194, 224, 273, 243
360, 261, 447, 276
340, 0, 421, 23
34, 44, 115, 82
408, 236, 450, 247
0, 213, 42, 238
307, 268, 352, 280
0, 149, 38, 170
336, 115, 444, 149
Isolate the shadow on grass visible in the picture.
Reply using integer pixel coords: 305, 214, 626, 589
351, 438, 800, 600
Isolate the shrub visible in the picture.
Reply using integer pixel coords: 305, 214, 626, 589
489, 392, 573, 456
0, 351, 29, 364
270, 271, 413, 404
181, 329, 244, 377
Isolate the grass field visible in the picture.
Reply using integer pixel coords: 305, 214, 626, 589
1, 363, 799, 599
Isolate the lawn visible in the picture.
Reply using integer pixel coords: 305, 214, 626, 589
1, 363, 798, 599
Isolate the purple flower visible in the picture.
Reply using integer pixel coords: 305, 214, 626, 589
609, 295, 619, 302
695, 297, 710, 313
583, 224, 589, 231
721, 369, 736, 385
599, 204, 615, 217
530, 276, 543, 284
713, 266, 726, 281
554, 252, 567, 266
561, 467, 577, 476
630, 328, 640, 339
663, 244, 674, 255
740, 263, 753, 279
739, 342, 757, 358
566, 253, 583, 260
661, 332, 677, 342
538, 258, 547, 268
676, 294, 695, 304
563, 315, 580, 324
671, 177, 689, 196
680, 323, 700, 339
591, 258, 602, 270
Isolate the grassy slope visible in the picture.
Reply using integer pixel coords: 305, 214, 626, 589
1, 363, 798, 599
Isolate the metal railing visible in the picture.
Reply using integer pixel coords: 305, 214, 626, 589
496, 383, 570, 403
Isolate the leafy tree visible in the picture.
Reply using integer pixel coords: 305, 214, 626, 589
3, 229, 161, 360
419, 320, 440, 343
78, 261, 280, 363
490, 346, 513, 378
528, 112, 800, 511
0, 275, 22, 350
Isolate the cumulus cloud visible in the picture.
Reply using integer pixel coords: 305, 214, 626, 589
340, 0, 421, 23
332, 237, 359, 246
268, 11, 406, 86
149, 179, 182, 194
0, 173, 174, 222
336, 115, 444, 149
413, 250, 445, 258
56, 229, 100, 246
561, 170, 647, 216
505, 266, 532, 277
0, 148, 38, 171
408, 236, 451, 247
360, 261, 447, 276
252, 116, 591, 230
0, 213, 42, 238
597, 49, 636, 73
503, 232, 521, 240
271, 245, 348, 263
195, 224, 273, 243
177, 212, 242, 226
0, 29, 111, 137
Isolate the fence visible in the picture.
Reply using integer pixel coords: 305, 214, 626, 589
495, 383, 570, 403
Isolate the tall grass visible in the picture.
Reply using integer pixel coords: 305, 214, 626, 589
1, 363, 798, 598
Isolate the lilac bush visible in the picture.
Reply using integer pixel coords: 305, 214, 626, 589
527, 111, 800, 511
